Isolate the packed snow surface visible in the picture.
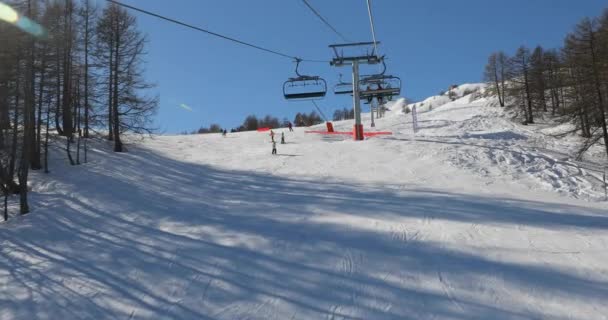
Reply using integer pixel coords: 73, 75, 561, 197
2, 87, 608, 319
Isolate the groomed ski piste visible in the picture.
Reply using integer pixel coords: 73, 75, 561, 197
2, 85, 608, 319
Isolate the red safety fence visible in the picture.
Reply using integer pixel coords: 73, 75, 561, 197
305, 131, 352, 135
257, 127, 271, 132
305, 130, 392, 138
364, 131, 392, 137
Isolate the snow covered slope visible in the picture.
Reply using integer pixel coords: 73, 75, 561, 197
2, 86, 608, 320
403, 83, 487, 113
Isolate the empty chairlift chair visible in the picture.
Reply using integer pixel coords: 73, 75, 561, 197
283, 59, 327, 101
333, 74, 353, 95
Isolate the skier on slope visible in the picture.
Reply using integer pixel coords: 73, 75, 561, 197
270, 129, 275, 142
281, 132, 285, 144
272, 140, 277, 155
288, 122, 293, 132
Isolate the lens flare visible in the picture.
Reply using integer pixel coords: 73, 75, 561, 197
16, 16, 45, 37
0, 2, 19, 23
0, 2, 46, 38
179, 104, 193, 112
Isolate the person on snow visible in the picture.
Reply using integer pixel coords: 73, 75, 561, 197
281, 132, 285, 144
222, 129, 227, 137
272, 140, 277, 155
270, 130, 275, 142
288, 122, 293, 132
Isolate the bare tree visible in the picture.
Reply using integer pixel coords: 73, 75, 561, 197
97, 3, 157, 152
484, 52, 507, 107
507, 46, 534, 124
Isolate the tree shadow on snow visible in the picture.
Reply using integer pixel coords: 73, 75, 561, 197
1, 144, 607, 319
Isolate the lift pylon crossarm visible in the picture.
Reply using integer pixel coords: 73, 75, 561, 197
329, 42, 382, 67
330, 56, 381, 67
328, 41, 381, 49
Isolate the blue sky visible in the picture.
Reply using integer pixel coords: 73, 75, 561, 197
103, 0, 607, 133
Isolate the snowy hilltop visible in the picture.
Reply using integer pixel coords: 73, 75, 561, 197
2, 85, 608, 320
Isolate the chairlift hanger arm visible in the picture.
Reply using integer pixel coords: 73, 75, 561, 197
294, 58, 303, 77
380, 59, 387, 75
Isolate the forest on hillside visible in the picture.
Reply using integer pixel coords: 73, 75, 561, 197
186, 110, 332, 135
0, 0, 156, 220
484, 9, 608, 159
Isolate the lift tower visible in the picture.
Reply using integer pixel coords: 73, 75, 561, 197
330, 42, 381, 140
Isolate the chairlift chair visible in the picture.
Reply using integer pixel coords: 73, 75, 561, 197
283, 59, 327, 101
333, 74, 353, 95
358, 59, 402, 101
359, 75, 401, 101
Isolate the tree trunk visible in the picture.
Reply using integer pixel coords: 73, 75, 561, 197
83, 1, 90, 139
55, 49, 63, 135
44, 92, 51, 174
75, 71, 81, 165
61, 0, 74, 140
493, 65, 503, 107
108, 32, 114, 141
3, 190, 7, 221
498, 53, 506, 107
112, 18, 122, 152
19, 0, 36, 215
561, 85, 567, 112
32, 45, 46, 170
9, 60, 21, 182
523, 62, 534, 124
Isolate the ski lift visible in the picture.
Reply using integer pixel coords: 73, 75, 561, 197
283, 59, 327, 101
334, 74, 353, 95
359, 76, 401, 101
359, 60, 402, 101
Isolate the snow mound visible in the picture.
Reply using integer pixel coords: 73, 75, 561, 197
403, 83, 486, 114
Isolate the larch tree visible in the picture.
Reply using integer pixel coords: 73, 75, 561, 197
483, 52, 507, 107
507, 46, 534, 124
96, 3, 157, 152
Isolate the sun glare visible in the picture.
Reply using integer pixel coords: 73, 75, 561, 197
0, 2, 19, 23
0, 2, 46, 38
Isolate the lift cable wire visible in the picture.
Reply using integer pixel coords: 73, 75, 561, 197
301, 0, 349, 43
365, 0, 379, 56
104, 0, 327, 63
311, 100, 329, 122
